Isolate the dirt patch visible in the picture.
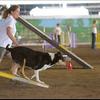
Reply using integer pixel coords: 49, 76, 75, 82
0, 46, 100, 99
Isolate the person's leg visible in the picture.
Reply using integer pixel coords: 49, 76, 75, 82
91, 33, 95, 49
94, 34, 96, 49
0, 47, 6, 63
58, 35, 61, 44
5, 51, 20, 76
11, 62, 20, 76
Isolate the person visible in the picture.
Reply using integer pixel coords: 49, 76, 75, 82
53, 23, 62, 44
0, 5, 20, 76
91, 19, 97, 49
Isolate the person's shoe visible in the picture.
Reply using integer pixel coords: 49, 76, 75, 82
13, 73, 20, 77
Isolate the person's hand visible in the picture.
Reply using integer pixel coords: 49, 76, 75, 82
13, 42, 19, 47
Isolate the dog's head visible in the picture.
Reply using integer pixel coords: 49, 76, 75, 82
54, 52, 64, 62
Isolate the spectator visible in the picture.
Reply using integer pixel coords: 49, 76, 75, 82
91, 19, 97, 49
53, 23, 62, 44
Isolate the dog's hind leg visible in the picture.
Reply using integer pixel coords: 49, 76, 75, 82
21, 59, 30, 80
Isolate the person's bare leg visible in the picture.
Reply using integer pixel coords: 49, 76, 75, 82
11, 62, 20, 76
6, 52, 20, 76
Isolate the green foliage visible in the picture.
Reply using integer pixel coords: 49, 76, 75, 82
16, 18, 100, 43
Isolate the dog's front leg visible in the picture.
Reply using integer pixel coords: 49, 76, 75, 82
34, 70, 45, 84
31, 73, 36, 79
31, 70, 39, 80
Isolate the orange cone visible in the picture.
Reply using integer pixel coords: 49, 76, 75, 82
66, 61, 73, 71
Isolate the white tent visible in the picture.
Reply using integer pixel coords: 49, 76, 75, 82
30, 6, 89, 18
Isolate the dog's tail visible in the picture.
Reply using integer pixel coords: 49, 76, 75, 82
6, 44, 12, 52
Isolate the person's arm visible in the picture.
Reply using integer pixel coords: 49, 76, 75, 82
7, 26, 18, 46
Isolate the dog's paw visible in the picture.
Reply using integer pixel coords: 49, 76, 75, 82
37, 80, 45, 84
31, 75, 36, 79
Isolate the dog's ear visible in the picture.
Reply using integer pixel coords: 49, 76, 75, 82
56, 52, 62, 55
55, 52, 62, 57
56, 51, 60, 54
56, 52, 65, 61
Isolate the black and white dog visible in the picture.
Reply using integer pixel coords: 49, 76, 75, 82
6, 45, 65, 84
